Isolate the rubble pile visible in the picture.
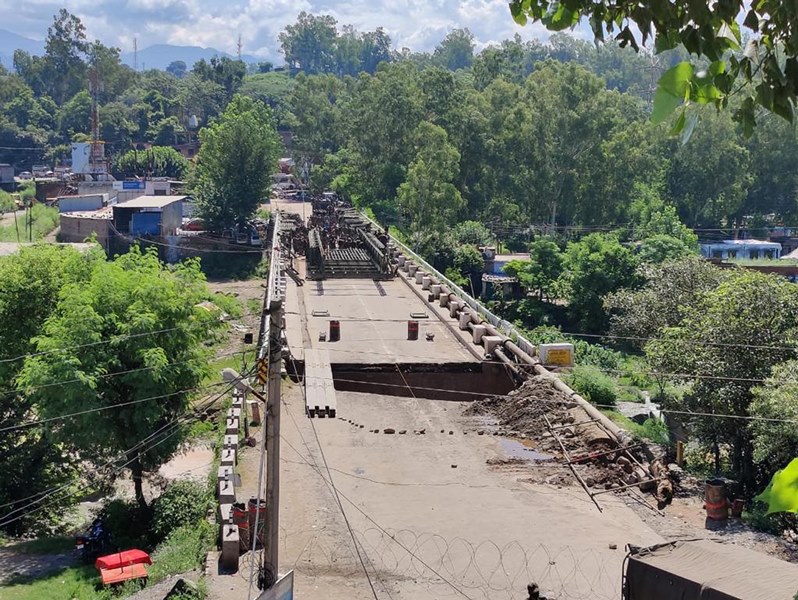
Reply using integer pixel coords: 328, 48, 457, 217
467, 376, 671, 505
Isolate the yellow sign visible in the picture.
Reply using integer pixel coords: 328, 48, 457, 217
257, 358, 268, 384
546, 348, 574, 367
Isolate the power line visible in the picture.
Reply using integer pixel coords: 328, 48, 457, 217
0, 381, 228, 434
0, 371, 249, 527
3, 347, 251, 400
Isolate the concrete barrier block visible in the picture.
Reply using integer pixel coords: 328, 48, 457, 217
431, 284, 441, 298
223, 434, 238, 449
227, 407, 241, 420
415, 271, 425, 284
225, 416, 240, 436
449, 300, 461, 318
482, 335, 504, 356
439, 288, 451, 307
220, 446, 237, 467
397, 255, 406, 267
459, 311, 472, 330
422, 276, 432, 290
221, 524, 240, 572
408, 263, 418, 276
472, 324, 487, 345
218, 478, 236, 505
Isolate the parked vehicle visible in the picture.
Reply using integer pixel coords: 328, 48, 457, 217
183, 218, 205, 231
75, 517, 111, 564
18, 171, 32, 180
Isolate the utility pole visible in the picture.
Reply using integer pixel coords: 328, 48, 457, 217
133, 37, 138, 72
262, 294, 283, 589
237, 33, 243, 61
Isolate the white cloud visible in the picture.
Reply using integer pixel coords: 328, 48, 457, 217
0, 0, 589, 60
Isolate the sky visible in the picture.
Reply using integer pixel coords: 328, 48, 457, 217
0, 0, 575, 61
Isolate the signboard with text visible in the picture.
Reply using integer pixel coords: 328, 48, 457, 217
255, 571, 294, 600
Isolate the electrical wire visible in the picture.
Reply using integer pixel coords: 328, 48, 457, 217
0, 381, 229, 434
0, 373, 247, 528
1, 347, 252, 400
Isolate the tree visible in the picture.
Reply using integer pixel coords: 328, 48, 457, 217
605, 256, 725, 350
359, 28, 392, 74
194, 95, 281, 230
563, 233, 638, 333
279, 12, 338, 74
452, 244, 484, 292
528, 238, 564, 300
750, 361, 798, 481
433, 29, 475, 71
43, 9, 89, 105
451, 220, 492, 246
0, 245, 103, 533
646, 271, 798, 489
192, 57, 247, 100
508, 0, 798, 132
636, 234, 694, 264
116, 146, 190, 179
18, 248, 217, 509
397, 121, 463, 235
166, 60, 187, 79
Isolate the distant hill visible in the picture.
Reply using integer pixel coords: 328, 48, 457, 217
120, 44, 260, 70
0, 29, 43, 68
0, 31, 262, 72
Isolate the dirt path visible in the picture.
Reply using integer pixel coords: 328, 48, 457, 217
0, 545, 73, 584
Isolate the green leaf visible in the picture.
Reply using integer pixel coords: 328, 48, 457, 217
510, 2, 528, 26
652, 62, 694, 123
681, 112, 699, 144
670, 107, 687, 135
755, 458, 798, 515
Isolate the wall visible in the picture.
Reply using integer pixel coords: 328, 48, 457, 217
59, 214, 111, 248
58, 194, 106, 213
160, 200, 183, 234
0, 165, 13, 183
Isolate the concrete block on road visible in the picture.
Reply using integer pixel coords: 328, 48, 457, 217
422, 276, 431, 290
449, 300, 461, 318
220, 446, 237, 467
408, 263, 418, 276
225, 416, 240, 436
431, 284, 441, 299
415, 271, 425, 284
472, 324, 487, 345
220, 524, 240, 572
459, 311, 472, 330
439, 288, 451, 307
397, 255, 406, 268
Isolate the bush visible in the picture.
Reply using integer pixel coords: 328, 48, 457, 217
97, 498, 152, 550
567, 365, 618, 407
148, 521, 215, 584
151, 480, 212, 544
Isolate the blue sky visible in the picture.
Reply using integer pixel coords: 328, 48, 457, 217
0, 0, 576, 61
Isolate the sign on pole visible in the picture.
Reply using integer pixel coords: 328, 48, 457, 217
255, 570, 294, 600
257, 358, 268, 385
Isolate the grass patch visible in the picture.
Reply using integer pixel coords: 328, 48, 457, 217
0, 564, 110, 600
202, 351, 257, 387
0, 205, 59, 242
148, 522, 214, 583
601, 410, 670, 445
246, 297, 262, 317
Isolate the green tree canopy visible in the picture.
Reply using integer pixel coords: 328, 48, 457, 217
116, 146, 190, 180
194, 95, 282, 230
18, 248, 218, 509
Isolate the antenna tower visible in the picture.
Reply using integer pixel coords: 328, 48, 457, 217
237, 33, 242, 61
88, 67, 108, 177
134, 37, 138, 71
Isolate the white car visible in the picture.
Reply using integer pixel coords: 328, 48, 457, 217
18, 171, 32, 180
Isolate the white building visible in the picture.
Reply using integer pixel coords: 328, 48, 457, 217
700, 239, 782, 260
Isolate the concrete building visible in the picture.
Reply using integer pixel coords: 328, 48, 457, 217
57, 194, 108, 213
700, 239, 782, 260
59, 208, 113, 249
0, 163, 14, 183
113, 195, 185, 237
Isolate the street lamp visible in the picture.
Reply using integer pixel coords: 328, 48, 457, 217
221, 366, 280, 594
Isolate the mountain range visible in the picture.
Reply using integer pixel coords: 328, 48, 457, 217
0, 29, 262, 72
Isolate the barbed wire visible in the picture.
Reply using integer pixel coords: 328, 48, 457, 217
277, 525, 619, 600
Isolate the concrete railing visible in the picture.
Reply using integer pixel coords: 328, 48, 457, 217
360, 212, 536, 357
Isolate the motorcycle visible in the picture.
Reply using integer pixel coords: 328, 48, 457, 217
74, 518, 111, 564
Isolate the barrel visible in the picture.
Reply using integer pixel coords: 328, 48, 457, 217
705, 479, 728, 520
329, 320, 340, 342
407, 320, 419, 340
731, 498, 745, 518
248, 497, 267, 549
232, 502, 250, 552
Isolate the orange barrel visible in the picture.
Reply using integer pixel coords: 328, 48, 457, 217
705, 479, 728, 520
248, 497, 267, 549
329, 320, 340, 342
232, 502, 250, 552
408, 320, 419, 340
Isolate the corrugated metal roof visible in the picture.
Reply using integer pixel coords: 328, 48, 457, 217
114, 195, 187, 209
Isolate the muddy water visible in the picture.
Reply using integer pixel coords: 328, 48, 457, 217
498, 438, 554, 462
